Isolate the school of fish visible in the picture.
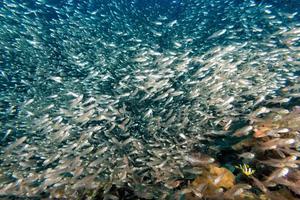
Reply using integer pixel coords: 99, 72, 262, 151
0, 0, 299, 199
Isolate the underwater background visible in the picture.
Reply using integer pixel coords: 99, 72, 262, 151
0, 0, 300, 199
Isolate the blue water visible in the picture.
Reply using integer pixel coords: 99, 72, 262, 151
0, 0, 300, 198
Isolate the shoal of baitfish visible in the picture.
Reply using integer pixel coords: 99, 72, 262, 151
0, 0, 299, 199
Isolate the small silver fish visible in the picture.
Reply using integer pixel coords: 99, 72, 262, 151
4, 136, 27, 154
184, 152, 215, 166
238, 152, 255, 159
233, 125, 253, 137
208, 29, 227, 39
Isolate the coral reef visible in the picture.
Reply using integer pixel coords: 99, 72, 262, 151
68, 105, 299, 200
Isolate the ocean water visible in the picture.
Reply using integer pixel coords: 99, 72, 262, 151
0, 0, 300, 199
